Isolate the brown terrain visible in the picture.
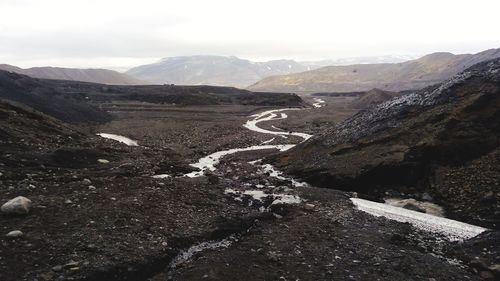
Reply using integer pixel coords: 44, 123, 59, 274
249, 48, 500, 93
0, 64, 146, 85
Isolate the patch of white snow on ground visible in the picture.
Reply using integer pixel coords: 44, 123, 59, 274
97, 133, 138, 146
351, 198, 487, 241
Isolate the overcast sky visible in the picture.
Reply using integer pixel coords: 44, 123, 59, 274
1, 0, 499, 70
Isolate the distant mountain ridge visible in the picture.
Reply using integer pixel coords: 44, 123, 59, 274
0, 64, 145, 85
126, 56, 313, 88
248, 48, 500, 93
126, 55, 416, 88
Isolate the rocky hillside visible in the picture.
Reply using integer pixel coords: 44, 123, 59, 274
0, 64, 145, 85
0, 71, 111, 123
271, 58, 500, 228
45, 80, 305, 107
126, 56, 313, 87
249, 48, 500, 93
0, 70, 304, 123
348, 88, 404, 109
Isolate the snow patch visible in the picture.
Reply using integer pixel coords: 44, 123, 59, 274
97, 133, 138, 146
351, 198, 487, 241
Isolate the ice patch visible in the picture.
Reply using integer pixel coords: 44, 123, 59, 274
97, 133, 138, 146
351, 198, 487, 241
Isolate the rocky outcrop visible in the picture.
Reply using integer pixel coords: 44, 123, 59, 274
271, 58, 500, 228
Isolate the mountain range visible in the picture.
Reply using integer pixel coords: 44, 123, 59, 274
0, 64, 144, 85
126, 56, 313, 88
248, 48, 500, 93
2, 50, 499, 92
126, 55, 415, 88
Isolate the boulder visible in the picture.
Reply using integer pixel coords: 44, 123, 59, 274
1, 196, 32, 215
5, 230, 23, 238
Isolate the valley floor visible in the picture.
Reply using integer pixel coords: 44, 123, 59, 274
1, 97, 498, 280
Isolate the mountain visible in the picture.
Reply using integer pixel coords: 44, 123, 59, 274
0, 64, 146, 85
302, 55, 417, 68
126, 56, 313, 88
249, 48, 500, 93
270, 58, 500, 228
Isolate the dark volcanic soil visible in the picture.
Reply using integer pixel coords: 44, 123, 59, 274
1, 82, 499, 280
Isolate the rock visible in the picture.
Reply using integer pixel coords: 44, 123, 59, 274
64, 199, 73, 204
52, 265, 63, 272
88, 185, 96, 190
1, 196, 32, 215
402, 202, 426, 213
479, 271, 494, 279
64, 261, 79, 268
483, 191, 495, 201
39, 271, 55, 281
266, 251, 281, 262
97, 159, 109, 164
489, 264, 500, 274
6, 230, 23, 238
304, 203, 315, 210
421, 193, 433, 201
82, 178, 92, 184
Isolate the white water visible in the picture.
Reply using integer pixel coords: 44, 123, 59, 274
183, 144, 294, 178
243, 109, 312, 141
312, 98, 326, 108
351, 198, 487, 241
224, 188, 302, 206
256, 162, 308, 187
97, 133, 138, 146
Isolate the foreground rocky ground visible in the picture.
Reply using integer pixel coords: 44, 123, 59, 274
1, 94, 499, 281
